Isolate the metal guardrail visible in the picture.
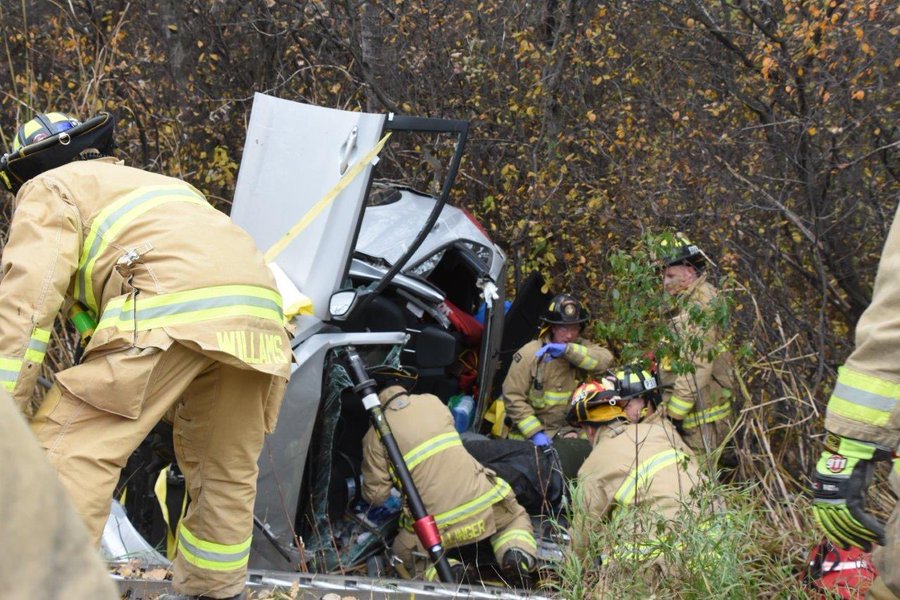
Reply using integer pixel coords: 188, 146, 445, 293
115, 568, 556, 600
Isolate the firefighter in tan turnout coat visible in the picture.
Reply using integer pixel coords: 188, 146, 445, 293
812, 205, 900, 600
502, 294, 613, 445
657, 235, 735, 462
361, 367, 536, 581
0, 388, 118, 600
0, 111, 291, 599
567, 368, 704, 560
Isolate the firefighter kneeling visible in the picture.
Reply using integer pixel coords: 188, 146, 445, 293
360, 366, 537, 583
566, 367, 705, 562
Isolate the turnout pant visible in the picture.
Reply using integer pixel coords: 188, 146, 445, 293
31, 342, 284, 599
393, 492, 535, 579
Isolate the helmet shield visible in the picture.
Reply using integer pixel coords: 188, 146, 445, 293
1, 112, 115, 194
541, 293, 589, 326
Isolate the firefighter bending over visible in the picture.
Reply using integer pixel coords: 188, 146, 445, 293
566, 367, 704, 560
502, 294, 613, 445
812, 205, 899, 600
361, 365, 537, 583
0, 111, 291, 600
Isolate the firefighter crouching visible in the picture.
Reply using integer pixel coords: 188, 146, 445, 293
501, 293, 613, 445
657, 234, 736, 468
360, 366, 537, 582
566, 367, 705, 561
0, 111, 291, 600
812, 205, 900, 600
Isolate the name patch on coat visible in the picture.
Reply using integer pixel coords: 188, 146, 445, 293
215, 331, 286, 364
443, 519, 486, 545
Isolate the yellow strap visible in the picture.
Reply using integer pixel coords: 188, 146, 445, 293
153, 466, 177, 560
264, 132, 392, 262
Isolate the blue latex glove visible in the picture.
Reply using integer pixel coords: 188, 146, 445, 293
530, 431, 551, 447
535, 342, 567, 362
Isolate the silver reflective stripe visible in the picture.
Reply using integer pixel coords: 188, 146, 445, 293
28, 338, 48, 353
103, 294, 282, 323
177, 531, 250, 564
833, 382, 898, 412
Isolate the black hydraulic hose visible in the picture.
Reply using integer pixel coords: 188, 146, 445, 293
344, 347, 455, 584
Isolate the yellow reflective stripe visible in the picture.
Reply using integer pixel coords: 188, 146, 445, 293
568, 343, 598, 370
0, 357, 23, 387
683, 401, 732, 429
434, 479, 512, 528
154, 468, 177, 560
528, 389, 571, 407
24, 328, 51, 363
828, 367, 899, 428
177, 524, 251, 571
424, 559, 461, 582
828, 397, 891, 429
667, 395, 694, 419
403, 431, 462, 470
517, 415, 542, 437
614, 449, 686, 505
95, 285, 284, 333
542, 390, 573, 406
76, 185, 209, 311
491, 529, 536, 554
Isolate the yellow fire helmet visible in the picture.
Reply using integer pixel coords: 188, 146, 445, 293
567, 366, 662, 425
566, 377, 625, 425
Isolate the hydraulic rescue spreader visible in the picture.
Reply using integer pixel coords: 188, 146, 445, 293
343, 346, 456, 584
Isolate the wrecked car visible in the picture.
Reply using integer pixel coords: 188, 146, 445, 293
106, 96, 562, 598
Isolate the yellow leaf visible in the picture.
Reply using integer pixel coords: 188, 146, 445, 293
167, 23, 178, 32
587, 110, 597, 123
807, 127, 817, 136
852, 89, 865, 100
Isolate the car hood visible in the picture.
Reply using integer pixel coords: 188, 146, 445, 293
231, 93, 386, 321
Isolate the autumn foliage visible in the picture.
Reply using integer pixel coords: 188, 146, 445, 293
1, 0, 898, 563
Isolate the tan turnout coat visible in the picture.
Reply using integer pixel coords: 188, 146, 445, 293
570, 414, 703, 558
659, 275, 735, 454
502, 337, 612, 438
0, 158, 290, 415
